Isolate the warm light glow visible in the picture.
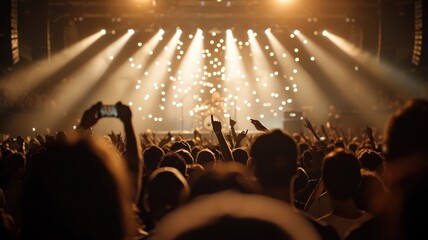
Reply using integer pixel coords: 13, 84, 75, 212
0, 30, 105, 100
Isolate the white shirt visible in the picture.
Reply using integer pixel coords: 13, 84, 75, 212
318, 211, 373, 239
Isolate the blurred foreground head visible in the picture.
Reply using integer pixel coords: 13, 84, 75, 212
22, 134, 135, 240
149, 191, 321, 240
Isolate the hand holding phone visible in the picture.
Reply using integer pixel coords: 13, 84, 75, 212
98, 105, 118, 118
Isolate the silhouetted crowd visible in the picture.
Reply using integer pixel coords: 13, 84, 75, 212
1, 98, 427, 240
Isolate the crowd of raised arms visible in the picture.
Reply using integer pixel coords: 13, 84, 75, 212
0, 98, 427, 240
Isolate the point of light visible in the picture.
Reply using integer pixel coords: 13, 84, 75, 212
100, 29, 107, 35
128, 29, 135, 35
322, 30, 329, 36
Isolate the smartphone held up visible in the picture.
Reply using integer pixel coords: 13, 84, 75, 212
98, 105, 118, 118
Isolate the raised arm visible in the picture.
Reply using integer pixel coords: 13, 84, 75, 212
235, 129, 248, 148
116, 101, 143, 202
303, 118, 320, 141
250, 118, 269, 132
229, 118, 239, 145
211, 115, 234, 162
366, 126, 376, 150
320, 124, 330, 143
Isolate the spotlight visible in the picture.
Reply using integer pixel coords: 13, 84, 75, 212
100, 29, 107, 35
293, 29, 300, 35
265, 28, 271, 34
322, 30, 329, 36
128, 29, 135, 35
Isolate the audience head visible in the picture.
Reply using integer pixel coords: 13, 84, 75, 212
170, 140, 191, 153
250, 129, 298, 188
379, 98, 428, 239
195, 149, 216, 169
357, 148, 385, 174
22, 134, 135, 240
158, 151, 187, 178
383, 98, 428, 163
143, 167, 190, 223
189, 162, 260, 200
143, 145, 165, 173
322, 148, 361, 201
208, 146, 222, 161
232, 148, 249, 166
176, 149, 194, 165
298, 142, 309, 156
190, 145, 203, 160
334, 139, 345, 149
149, 191, 321, 240
348, 141, 359, 153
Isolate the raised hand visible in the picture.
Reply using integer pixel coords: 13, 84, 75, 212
108, 130, 117, 144
303, 118, 320, 140
366, 125, 376, 149
321, 124, 330, 142
79, 101, 102, 129
229, 118, 237, 128
303, 118, 313, 130
116, 101, 132, 123
236, 129, 248, 142
211, 115, 222, 134
225, 133, 233, 142
250, 119, 269, 132
235, 129, 249, 148
366, 126, 373, 136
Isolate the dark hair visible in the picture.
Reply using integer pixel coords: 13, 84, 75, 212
170, 141, 192, 153
159, 151, 187, 177
298, 143, 309, 155
144, 167, 189, 222
195, 149, 216, 166
176, 149, 194, 165
143, 145, 165, 172
191, 145, 203, 160
189, 162, 259, 199
358, 149, 384, 173
322, 148, 361, 201
176, 216, 292, 240
383, 98, 428, 162
232, 148, 249, 166
21, 135, 134, 240
250, 129, 297, 188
